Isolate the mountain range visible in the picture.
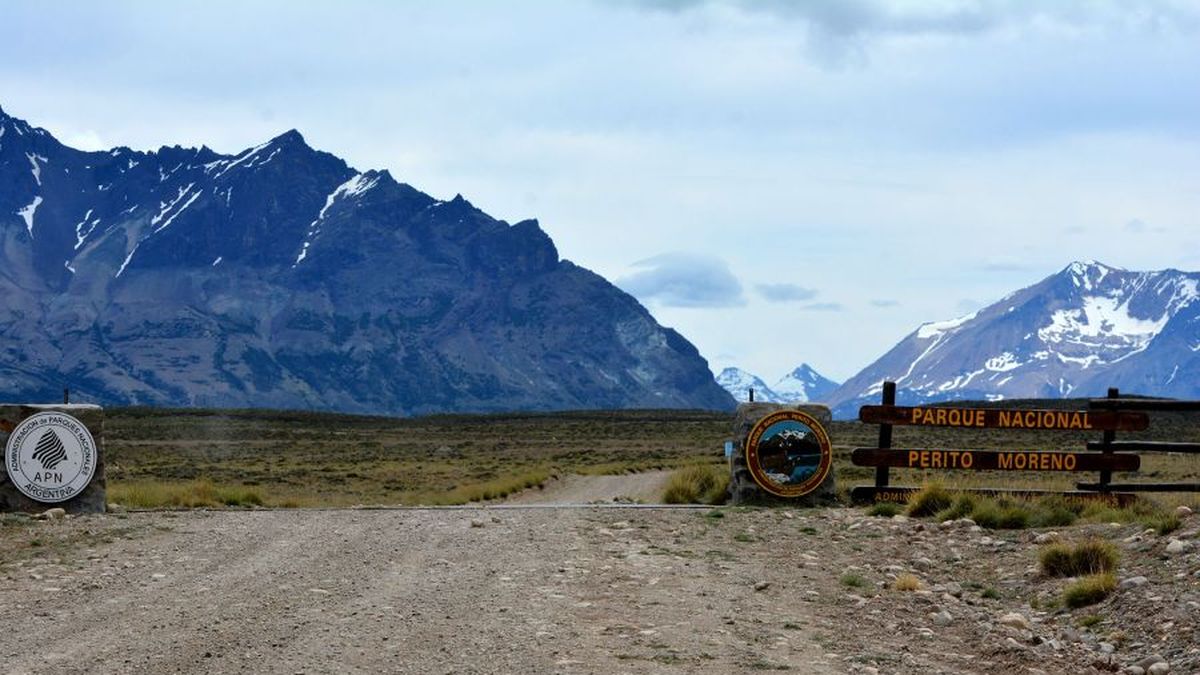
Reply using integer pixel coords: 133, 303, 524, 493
716, 364, 839, 404
0, 105, 734, 414
826, 261, 1200, 418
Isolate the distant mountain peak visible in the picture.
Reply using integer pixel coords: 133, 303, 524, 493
828, 263, 1200, 418
269, 128, 308, 147
717, 364, 839, 404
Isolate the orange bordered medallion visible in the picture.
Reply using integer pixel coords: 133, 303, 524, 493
745, 410, 832, 498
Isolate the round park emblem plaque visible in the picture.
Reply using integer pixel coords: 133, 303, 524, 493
745, 410, 832, 498
5, 412, 97, 503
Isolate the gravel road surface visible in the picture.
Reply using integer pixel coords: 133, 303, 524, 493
2, 506, 1196, 674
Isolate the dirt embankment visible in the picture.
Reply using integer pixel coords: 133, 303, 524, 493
0, 506, 1196, 674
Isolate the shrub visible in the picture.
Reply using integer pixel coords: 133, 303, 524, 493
1142, 513, 1181, 536
1070, 539, 1120, 575
893, 573, 921, 591
1030, 497, 1080, 527
970, 500, 1031, 529
1038, 543, 1074, 577
662, 464, 729, 505
934, 494, 977, 522
907, 483, 954, 517
867, 502, 902, 518
1063, 573, 1116, 608
1039, 539, 1119, 577
840, 572, 867, 588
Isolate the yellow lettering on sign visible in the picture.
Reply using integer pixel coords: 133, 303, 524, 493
911, 408, 923, 424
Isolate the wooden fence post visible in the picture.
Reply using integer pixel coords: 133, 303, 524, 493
875, 381, 895, 489
1098, 387, 1119, 492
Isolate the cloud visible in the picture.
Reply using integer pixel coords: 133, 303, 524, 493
621, 0, 1198, 38
870, 299, 899, 308
755, 282, 818, 303
802, 302, 843, 312
617, 253, 745, 308
615, 0, 1199, 65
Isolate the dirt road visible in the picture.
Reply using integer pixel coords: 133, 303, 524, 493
0, 508, 837, 674
1, 507, 1195, 674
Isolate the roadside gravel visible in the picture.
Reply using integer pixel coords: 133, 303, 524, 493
0, 506, 1195, 674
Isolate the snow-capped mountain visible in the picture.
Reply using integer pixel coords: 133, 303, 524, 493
717, 364, 839, 403
0, 105, 734, 414
828, 261, 1200, 418
772, 364, 839, 403
716, 368, 782, 403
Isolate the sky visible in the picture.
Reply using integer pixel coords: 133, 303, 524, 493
2, 0, 1198, 383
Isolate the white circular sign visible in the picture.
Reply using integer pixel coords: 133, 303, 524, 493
5, 412, 97, 503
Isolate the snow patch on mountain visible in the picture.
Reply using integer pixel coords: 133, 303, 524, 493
916, 310, 978, 339
295, 172, 379, 266
17, 196, 42, 237
827, 261, 1200, 418
1037, 295, 1168, 353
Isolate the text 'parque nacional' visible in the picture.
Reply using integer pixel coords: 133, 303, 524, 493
858, 405, 1149, 431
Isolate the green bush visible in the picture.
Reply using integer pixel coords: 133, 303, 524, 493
907, 483, 954, 517
840, 572, 867, 588
1030, 498, 1080, 527
970, 500, 1031, 529
934, 494, 978, 522
1039, 539, 1119, 577
1063, 573, 1116, 608
1142, 513, 1181, 536
867, 502, 902, 518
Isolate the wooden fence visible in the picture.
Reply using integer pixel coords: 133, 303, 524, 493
849, 381, 1199, 505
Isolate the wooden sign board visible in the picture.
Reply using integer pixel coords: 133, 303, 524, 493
859, 405, 1149, 432
851, 448, 1140, 472
850, 485, 1137, 507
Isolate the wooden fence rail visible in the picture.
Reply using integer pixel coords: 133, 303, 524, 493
849, 382, 1199, 505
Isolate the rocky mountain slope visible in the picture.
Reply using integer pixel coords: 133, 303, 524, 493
829, 262, 1200, 417
0, 105, 734, 414
717, 364, 839, 403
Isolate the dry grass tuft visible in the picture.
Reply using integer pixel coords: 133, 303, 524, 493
662, 464, 729, 505
1063, 573, 1117, 608
1039, 539, 1119, 578
907, 483, 954, 517
893, 573, 922, 591
108, 479, 264, 508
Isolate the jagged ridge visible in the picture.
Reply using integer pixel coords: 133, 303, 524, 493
0, 105, 734, 414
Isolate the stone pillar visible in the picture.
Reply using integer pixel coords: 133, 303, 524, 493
1, 404, 106, 513
728, 402, 836, 506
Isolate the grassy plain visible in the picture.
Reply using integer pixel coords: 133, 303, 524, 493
103, 400, 1200, 508
105, 408, 730, 507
